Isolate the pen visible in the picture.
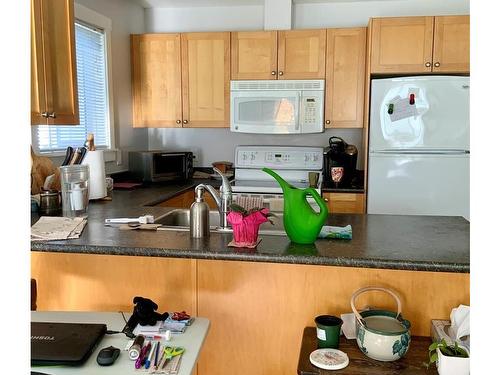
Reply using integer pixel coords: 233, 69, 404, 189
154, 341, 161, 367
145, 341, 157, 369
135, 340, 151, 369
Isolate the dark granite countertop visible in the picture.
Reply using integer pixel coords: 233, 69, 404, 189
31, 179, 470, 273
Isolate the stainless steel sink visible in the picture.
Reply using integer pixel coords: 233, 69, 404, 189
155, 209, 287, 236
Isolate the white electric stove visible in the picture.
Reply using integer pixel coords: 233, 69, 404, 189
231, 146, 324, 210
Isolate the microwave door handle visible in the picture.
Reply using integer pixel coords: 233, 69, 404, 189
296, 93, 302, 131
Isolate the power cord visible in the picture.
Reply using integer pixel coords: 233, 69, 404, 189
105, 311, 136, 338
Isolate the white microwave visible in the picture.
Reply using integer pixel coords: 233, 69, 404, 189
230, 80, 324, 134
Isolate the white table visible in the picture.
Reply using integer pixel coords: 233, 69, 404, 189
31, 311, 210, 375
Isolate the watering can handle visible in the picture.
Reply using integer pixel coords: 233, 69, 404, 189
350, 286, 403, 327
304, 188, 328, 214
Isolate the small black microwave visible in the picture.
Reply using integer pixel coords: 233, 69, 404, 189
129, 151, 194, 183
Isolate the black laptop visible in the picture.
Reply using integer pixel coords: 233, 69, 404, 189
31, 322, 107, 366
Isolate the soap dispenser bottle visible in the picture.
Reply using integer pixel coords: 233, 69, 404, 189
190, 185, 210, 238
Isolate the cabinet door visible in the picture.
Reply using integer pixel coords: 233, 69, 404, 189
39, 0, 79, 125
277, 29, 326, 79
432, 16, 470, 73
31, 0, 47, 125
370, 17, 434, 74
231, 31, 278, 80
323, 192, 365, 213
131, 34, 182, 128
181, 32, 230, 128
325, 28, 366, 128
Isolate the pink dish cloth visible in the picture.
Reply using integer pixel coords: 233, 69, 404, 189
227, 238, 262, 249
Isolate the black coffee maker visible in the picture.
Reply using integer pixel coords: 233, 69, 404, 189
324, 136, 358, 188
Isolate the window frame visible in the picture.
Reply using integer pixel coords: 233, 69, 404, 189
31, 3, 117, 163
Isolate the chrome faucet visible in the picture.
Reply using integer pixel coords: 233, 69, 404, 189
196, 167, 232, 230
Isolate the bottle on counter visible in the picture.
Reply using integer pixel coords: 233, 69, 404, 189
190, 185, 210, 238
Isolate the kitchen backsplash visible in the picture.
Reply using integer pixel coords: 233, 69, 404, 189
148, 128, 364, 169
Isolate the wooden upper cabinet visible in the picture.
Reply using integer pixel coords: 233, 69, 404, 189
131, 34, 182, 128
31, 0, 79, 125
231, 31, 278, 79
278, 29, 326, 79
181, 32, 230, 127
432, 16, 470, 73
325, 28, 366, 128
370, 17, 434, 74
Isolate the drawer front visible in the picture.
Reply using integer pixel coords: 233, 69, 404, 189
323, 192, 365, 213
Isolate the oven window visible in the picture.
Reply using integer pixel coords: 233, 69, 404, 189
153, 154, 184, 175
237, 98, 296, 124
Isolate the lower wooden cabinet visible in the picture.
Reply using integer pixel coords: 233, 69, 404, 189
323, 192, 366, 213
30, 253, 197, 313
31, 253, 469, 375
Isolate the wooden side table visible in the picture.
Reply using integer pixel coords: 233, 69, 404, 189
297, 327, 438, 374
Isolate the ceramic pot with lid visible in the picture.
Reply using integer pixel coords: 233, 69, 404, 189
350, 286, 411, 362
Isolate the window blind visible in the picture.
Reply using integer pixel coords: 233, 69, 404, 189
35, 21, 111, 152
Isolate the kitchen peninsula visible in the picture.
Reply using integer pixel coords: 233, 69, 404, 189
31, 184, 469, 375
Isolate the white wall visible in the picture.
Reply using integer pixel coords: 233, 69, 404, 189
145, 5, 264, 32
149, 128, 363, 168
75, 0, 147, 173
144, 0, 469, 168
294, 0, 469, 28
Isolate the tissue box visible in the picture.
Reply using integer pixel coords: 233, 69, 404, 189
431, 319, 470, 352
431, 320, 453, 345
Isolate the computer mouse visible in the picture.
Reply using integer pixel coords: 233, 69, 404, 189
96, 346, 120, 366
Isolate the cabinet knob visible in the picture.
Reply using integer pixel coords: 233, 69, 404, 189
176, 120, 181, 124
434, 62, 441, 67
183, 120, 188, 124
278, 71, 283, 76
323, 198, 329, 203
48, 112, 56, 118
325, 120, 331, 125
425, 62, 431, 67
271, 71, 276, 75
41, 112, 49, 118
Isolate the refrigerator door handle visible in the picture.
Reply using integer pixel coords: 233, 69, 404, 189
371, 149, 470, 155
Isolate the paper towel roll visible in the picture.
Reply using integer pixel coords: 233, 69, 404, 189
82, 150, 107, 200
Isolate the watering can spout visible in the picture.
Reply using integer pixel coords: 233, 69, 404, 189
262, 167, 291, 193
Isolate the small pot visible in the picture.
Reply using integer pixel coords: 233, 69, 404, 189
351, 287, 411, 362
437, 346, 470, 375
38, 189, 61, 216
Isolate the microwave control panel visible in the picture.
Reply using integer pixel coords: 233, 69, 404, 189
235, 146, 323, 170
302, 97, 318, 125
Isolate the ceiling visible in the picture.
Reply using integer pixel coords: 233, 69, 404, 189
135, 0, 392, 8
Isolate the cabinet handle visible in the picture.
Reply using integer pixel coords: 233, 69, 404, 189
48, 112, 56, 118
176, 120, 181, 124
425, 62, 431, 67
325, 120, 331, 125
323, 198, 329, 202
434, 62, 441, 67
278, 71, 283, 76
183, 120, 188, 124
271, 71, 276, 75
41, 112, 49, 118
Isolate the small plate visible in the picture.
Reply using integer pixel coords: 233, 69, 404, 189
309, 348, 349, 371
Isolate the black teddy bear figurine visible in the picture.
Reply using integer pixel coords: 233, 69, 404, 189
132, 296, 169, 326
122, 296, 169, 337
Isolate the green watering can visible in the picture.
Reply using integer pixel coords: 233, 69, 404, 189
263, 168, 328, 244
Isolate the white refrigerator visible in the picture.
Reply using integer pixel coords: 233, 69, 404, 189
367, 76, 470, 219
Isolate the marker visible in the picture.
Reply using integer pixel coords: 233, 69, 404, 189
145, 341, 157, 369
154, 341, 161, 367
135, 340, 151, 369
